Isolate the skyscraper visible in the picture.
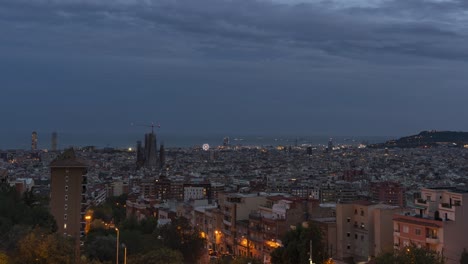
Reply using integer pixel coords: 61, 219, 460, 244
49, 149, 88, 241
159, 142, 165, 168
31, 131, 38, 150
328, 138, 333, 151
144, 132, 158, 168
136, 140, 145, 168
51, 131, 58, 151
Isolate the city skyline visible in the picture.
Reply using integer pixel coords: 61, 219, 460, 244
2, 0, 468, 139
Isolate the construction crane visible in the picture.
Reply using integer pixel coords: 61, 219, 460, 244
130, 122, 160, 134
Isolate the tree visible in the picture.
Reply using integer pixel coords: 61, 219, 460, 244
0, 251, 10, 264
374, 244, 445, 264
271, 223, 326, 264
84, 235, 116, 263
231, 256, 262, 264
0, 185, 56, 253
460, 249, 468, 264
154, 217, 206, 263
128, 248, 184, 264
12, 228, 74, 264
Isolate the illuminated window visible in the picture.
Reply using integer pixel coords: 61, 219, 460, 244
403, 226, 409, 233
64, 224, 67, 229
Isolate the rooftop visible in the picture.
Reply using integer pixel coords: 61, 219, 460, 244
49, 149, 87, 168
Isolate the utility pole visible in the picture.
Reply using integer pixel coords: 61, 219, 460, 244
309, 240, 315, 264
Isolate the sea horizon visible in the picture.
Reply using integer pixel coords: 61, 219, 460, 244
0, 131, 394, 150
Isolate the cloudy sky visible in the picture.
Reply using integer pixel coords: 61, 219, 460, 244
1, 0, 468, 147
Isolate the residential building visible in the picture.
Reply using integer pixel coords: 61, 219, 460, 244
393, 187, 468, 264
49, 149, 88, 241
336, 201, 402, 263
370, 181, 405, 207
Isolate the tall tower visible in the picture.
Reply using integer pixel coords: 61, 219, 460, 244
51, 131, 58, 151
159, 142, 165, 168
49, 149, 88, 241
144, 132, 158, 168
328, 138, 333, 152
31, 131, 38, 151
136, 140, 145, 168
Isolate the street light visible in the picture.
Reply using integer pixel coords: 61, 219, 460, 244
115, 228, 119, 264
122, 243, 127, 264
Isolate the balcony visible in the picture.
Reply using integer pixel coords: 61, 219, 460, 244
441, 203, 451, 208
439, 203, 454, 212
415, 198, 427, 205
249, 212, 262, 220
426, 237, 439, 244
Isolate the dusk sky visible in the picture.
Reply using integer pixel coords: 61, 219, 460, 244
2, 0, 468, 147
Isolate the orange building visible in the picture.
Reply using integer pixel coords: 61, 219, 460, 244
393, 187, 468, 264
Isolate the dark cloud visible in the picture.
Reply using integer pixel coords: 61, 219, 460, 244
1, 0, 468, 147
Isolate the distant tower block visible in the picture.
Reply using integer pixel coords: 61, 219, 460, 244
136, 140, 145, 168
31, 131, 38, 151
223, 137, 230, 146
144, 132, 158, 168
328, 138, 333, 151
51, 131, 58, 151
159, 142, 166, 168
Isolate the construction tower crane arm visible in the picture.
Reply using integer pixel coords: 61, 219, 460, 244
130, 122, 160, 133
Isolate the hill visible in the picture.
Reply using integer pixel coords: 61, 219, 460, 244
369, 130, 468, 148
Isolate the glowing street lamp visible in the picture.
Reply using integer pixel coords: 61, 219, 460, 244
115, 228, 119, 264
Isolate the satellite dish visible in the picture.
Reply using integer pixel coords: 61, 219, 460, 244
202, 144, 210, 151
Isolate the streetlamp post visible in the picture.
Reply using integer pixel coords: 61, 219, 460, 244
115, 228, 119, 264
309, 240, 315, 264
122, 243, 127, 264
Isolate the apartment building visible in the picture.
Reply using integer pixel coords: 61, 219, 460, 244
218, 193, 268, 254
393, 187, 468, 264
336, 201, 402, 263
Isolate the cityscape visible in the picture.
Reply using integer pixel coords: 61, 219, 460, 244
2, 0, 468, 263
1, 129, 468, 264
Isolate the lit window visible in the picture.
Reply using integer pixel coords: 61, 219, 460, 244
403, 226, 409, 233
64, 224, 67, 229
